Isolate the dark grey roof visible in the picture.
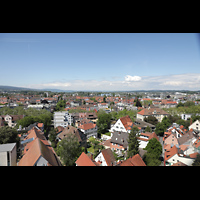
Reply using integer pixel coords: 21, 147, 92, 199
177, 132, 195, 145
111, 131, 129, 149
134, 119, 155, 128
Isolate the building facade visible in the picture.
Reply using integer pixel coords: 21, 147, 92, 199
53, 111, 73, 128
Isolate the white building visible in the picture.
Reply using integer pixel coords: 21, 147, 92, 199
110, 115, 133, 135
0, 143, 17, 166
189, 120, 200, 132
53, 111, 73, 128
78, 123, 98, 139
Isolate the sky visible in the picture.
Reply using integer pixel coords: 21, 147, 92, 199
0, 33, 200, 91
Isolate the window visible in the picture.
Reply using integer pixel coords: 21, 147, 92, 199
7, 151, 10, 166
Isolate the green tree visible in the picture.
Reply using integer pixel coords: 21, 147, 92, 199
127, 126, 140, 158
192, 154, 200, 166
145, 126, 152, 133
96, 110, 111, 136
144, 116, 158, 125
143, 138, 162, 166
144, 138, 162, 158
155, 122, 166, 136
162, 116, 171, 129
0, 126, 20, 157
56, 134, 82, 166
55, 100, 66, 111
143, 153, 161, 166
48, 128, 57, 148
135, 99, 142, 107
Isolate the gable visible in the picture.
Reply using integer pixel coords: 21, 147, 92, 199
111, 118, 126, 132
35, 155, 48, 166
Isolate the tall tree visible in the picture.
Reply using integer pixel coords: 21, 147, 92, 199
143, 138, 162, 166
0, 126, 20, 158
127, 126, 140, 158
96, 110, 111, 136
135, 99, 142, 107
56, 133, 82, 166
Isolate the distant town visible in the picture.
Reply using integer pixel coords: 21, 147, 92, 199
1, 87, 200, 166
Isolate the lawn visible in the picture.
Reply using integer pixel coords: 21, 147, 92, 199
87, 146, 94, 153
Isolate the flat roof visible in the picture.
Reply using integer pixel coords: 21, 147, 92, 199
0, 143, 16, 152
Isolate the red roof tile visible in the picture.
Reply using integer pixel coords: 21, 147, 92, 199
75, 152, 98, 166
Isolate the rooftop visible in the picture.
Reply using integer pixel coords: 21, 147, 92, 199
0, 143, 16, 152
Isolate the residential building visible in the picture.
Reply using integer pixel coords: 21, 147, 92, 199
137, 107, 169, 122
117, 154, 146, 166
98, 103, 109, 110
78, 122, 97, 138
1, 114, 24, 128
18, 127, 61, 166
95, 148, 116, 166
110, 115, 133, 134
110, 131, 129, 155
57, 125, 87, 148
137, 132, 159, 149
0, 143, 17, 166
18, 138, 61, 166
75, 152, 99, 166
189, 120, 200, 132
164, 145, 197, 166
53, 111, 73, 128
134, 119, 156, 133
181, 113, 193, 121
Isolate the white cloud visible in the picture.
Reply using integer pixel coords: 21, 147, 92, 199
27, 73, 200, 91
161, 81, 183, 86
125, 75, 142, 82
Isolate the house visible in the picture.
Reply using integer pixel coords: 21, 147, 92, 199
164, 145, 197, 166
117, 154, 146, 166
137, 132, 159, 149
53, 111, 73, 128
110, 115, 133, 134
0, 143, 17, 166
18, 127, 61, 166
1, 114, 24, 128
57, 125, 87, 148
137, 107, 169, 122
78, 122, 98, 138
134, 119, 156, 133
189, 120, 200, 132
18, 138, 61, 166
95, 148, 116, 166
75, 152, 99, 166
98, 103, 108, 109
110, 131, 129, 155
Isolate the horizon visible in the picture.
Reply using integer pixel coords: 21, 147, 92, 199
0, 33, 200, 91
0, 84, 200, 93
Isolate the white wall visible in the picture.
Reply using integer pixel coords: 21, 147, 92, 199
0, 152, 7, 166
189, 120, 200, 131
167, 154, 194, 166
95, 152, 107, 166
110, 119, 126, 133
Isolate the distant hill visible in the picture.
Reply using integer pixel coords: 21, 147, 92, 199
0, 85, 37, 91
0, 85, 74, 93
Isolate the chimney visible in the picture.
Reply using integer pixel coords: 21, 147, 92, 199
190, 118, 193, 125
90, 153, 93, 160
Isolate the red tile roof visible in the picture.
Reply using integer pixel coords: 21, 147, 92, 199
118, 154, 146, 166
18, 138, 60, 166
75, 152, 99, 166
120, 115, 133, 131
78, 123, 96, 131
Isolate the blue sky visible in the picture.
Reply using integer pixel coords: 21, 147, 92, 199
0, 33, 200, 91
